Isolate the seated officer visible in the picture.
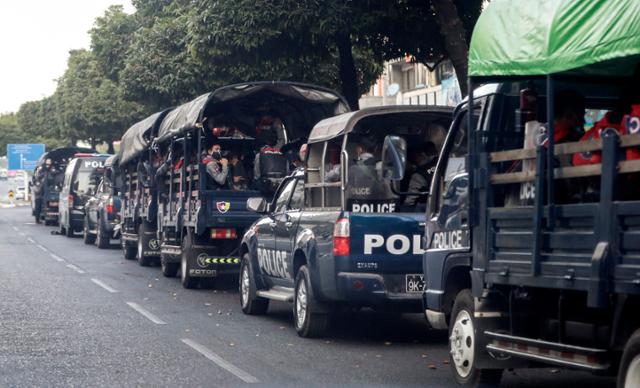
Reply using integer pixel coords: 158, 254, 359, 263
253, 129, 287, 196
202, 143, 230, 188
403, 142, 438, 208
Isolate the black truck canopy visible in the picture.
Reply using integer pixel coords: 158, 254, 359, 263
156, 81, 350, 143
35, 146, 94, 168
119, 108, 172, 165
307, 105, 454, 144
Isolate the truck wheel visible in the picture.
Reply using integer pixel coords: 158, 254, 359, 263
618, 329, 640, 388
293, 265, 328, 338
122, 239, 136, 260
449, 289, 503, 387
240, 253, 269, 315
137, 223, 153, 267
95, 220, 109, 249
180, 232, 199, 289
161, 254, 179, 278
83, 217, 96, 245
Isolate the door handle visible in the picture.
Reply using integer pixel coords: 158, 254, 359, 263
285, 221, 293, 229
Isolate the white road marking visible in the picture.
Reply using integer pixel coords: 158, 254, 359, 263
181, 338, 259, 384
91, 278, 118, 293
12, 226, 18, 232
66, 264, 85, 274
126, 302, 167, 325
36, 244, 49, 253
27, 237, 35, 243
24, 222, 35, 225
50, 253, 64, 262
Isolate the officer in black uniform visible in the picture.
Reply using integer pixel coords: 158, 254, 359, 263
253, 127, 288, 197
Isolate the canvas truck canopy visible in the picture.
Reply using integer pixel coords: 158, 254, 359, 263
119, 109, 172, 165
469, 0, 640, 79
36, 147, 94, 168
307, 105, 453, 144
156, 81, 350, 143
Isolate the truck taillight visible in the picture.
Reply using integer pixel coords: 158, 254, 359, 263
210, 228, 237, 239
332, 217, 350, 256
106, 204, 113, 214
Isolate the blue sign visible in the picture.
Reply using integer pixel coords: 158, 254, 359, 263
7, 144, 45, 171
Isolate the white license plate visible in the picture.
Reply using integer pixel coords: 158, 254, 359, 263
406, 274, 425, 293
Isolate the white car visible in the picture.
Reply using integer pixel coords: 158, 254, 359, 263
0, 169, 7, 180
15, 186, 26, 200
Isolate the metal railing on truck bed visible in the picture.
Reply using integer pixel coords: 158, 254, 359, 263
483, 132, 640, 307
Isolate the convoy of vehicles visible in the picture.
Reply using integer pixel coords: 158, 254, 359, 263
83, 154, 122, 248
28, 1, 640, 385
58, 154, 110, 237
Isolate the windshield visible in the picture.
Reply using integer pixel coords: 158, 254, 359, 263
74, 158, 106, 195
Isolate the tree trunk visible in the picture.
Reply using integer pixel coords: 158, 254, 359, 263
430, 0, 469, 97
107, 141, 115, 154
335, 31, 360, 110
90, 138, 97, 151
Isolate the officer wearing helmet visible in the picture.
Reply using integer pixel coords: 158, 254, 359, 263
253, 115, 288, 197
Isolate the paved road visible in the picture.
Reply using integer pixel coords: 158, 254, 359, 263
0, 207, 616, 387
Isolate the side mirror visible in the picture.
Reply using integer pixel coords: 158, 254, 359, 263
247, 197, 268, 213
381, 135, 407, 181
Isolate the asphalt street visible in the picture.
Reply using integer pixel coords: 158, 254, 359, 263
0, 205, 617, 387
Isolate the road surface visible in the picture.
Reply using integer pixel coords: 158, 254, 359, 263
0, 206, 616, 387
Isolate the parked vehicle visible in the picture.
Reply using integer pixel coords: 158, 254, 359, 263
0, 169, 8, 180
31, 147, 93, 225
155, 82, 349, 289
83, 154, 122, 248
15, 186, 26, 200
118, 109, 172, 265
58, 154, 110, 237
408, 1, 640, 386
240, 106, 453, 337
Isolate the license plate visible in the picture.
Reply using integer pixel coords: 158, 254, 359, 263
406, 274, 425, 293
49, 202, 58, 207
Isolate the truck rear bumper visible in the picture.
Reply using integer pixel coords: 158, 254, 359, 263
334, 272, 423, 312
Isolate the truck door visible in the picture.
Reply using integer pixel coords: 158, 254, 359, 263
256, 178, 296, 284
424, 106, 479, 311
273, 177, 304, 284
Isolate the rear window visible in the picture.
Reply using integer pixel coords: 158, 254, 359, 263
74, 158, 106, 194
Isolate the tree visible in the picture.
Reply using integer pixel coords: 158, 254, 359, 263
0, 114, 28, 157
16, 97, 70, 149
90, 5, 139, 82
56, 49, 146, 152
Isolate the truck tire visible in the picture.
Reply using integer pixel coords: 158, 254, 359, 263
618, 329, 640, 388
95, 219, 110, 249
161, 254, 179, 278
240, 253, 269, 315
122, 239, 136, 260
293, 265, 328, 338
449, 289, 503, 387
137, 223, 154, 267
82, 217, 96, 245
180, 232, 199, 289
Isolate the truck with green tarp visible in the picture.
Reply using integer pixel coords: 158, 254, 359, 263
407, 0, 640, 386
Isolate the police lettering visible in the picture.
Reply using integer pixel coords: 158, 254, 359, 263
352, 202, 396, 213
519, 182, 535, 200
84, 160, 104, 169
364, 234, 425, 255
431, 230, 465, 250
257, 248, 291, 279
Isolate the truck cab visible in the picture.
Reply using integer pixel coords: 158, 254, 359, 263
240, 105, 453, 337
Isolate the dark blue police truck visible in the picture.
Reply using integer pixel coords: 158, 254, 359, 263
154, 82, 349, 289
119, 109, 172, 265
240, 105, 452, 337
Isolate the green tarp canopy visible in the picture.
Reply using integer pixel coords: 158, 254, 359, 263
469, 0, 640, 78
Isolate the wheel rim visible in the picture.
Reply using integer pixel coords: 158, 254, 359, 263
137, 237, 143, 260
240, 264, 250, 308
450, 309, 475, 379
295, 278, 308, 329
625, 354, 640, 388
181, 254, 187, 283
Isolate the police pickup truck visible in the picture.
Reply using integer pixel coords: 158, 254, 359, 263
240, 106, 452, 337
154, 82, 349, 289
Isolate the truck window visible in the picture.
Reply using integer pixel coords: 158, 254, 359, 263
431, 107, 480, 221
74, 160, 105, 195
289, 179, 304, 211
305, 137, 343, 208
273, 178, 296, 213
